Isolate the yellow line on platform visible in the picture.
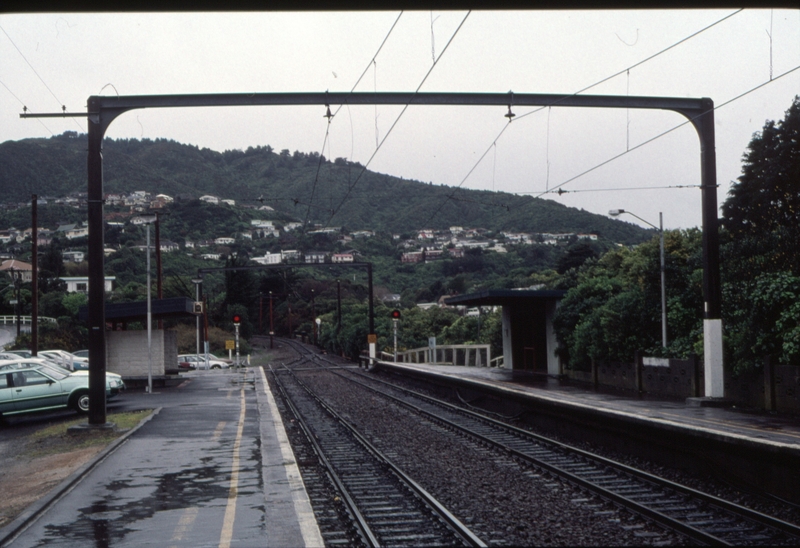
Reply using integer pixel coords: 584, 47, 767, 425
169, 506, 199, 545
219, 388, 246, 548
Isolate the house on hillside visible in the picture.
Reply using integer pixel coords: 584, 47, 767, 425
331, 253, 354, 264
305, 251, 329, 264
252, 253, 282, 265
62, 250, 85, 263
60, 276, 115, 293
57, 223, 89, 240
0, 259, 33, 282
200, 195, 220, 205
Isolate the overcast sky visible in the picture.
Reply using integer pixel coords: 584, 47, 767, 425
1, 9, 799, 230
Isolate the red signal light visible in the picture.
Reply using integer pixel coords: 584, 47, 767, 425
232, 314, 242, 324
391, 309, 401, 319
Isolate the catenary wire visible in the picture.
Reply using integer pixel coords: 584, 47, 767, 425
0, 24, 84, 132
535, 62, 800, 199
296, 12, 403, 228
419, 8, 745, 224
0, 79, 53, 135
325, 11, 472, 226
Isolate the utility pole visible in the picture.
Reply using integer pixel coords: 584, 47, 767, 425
31, 195, 38, 356
269, 291, 274, 349
311, 289, 316, 345
155, 213, 163, 330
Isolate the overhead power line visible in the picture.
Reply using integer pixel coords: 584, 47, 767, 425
0, 24, 84, 132
537, 62, 800, 199
326, 11, 472, 226
420, 9, 745, 224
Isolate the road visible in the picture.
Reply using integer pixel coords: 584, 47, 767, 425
2, 366, 317, 547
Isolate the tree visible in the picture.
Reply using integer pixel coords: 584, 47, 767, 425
721, 96, 800, 278
720, 96, 800, 371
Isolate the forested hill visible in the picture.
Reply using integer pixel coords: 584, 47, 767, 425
0, 131, 650, 244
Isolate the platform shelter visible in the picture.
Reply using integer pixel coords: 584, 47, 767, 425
445, 289, 566, 376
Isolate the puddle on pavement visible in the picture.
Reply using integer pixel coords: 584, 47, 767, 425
39, 465, 230, 546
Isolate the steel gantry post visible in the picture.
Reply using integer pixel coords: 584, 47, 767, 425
24, 90, 722, 424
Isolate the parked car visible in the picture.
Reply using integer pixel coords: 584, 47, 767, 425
3, 350, 31, 358
72, 350, 89, 359
177, 354, 230, 370
0, 362, 124, 418
38, 350, 89, 371
0, 359, 125, 397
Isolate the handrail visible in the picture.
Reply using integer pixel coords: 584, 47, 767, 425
0, 316, 58, 325
395, 344, 494, 367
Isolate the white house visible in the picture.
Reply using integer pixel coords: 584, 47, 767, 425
252, 253, 283, 265
62, 250, 85, 263
283, 222, 303, 232
305, 251, 329, 264
251, 220, 276, 229
332, 253, 354, 263
281, 250, 302, 262
60, 276, 115, 293
214, 237, 236, 245
199, 195, 220, 204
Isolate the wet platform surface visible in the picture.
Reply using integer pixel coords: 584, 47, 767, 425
375, 361, 800, 452
2, 367, 322, 547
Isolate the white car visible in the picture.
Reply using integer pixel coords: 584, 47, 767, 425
38, 350, 89, 372
177, 354, 231, 370
0, 359, 125, 397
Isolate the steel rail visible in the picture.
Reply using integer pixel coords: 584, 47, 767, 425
337, 368, 800, 546
268, 363, 379, 547
268, 338, 800, 544
275, 361, 487, 547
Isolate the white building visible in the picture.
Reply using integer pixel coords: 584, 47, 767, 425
60, 276, 115, 293
252, 253, 283, 265
62, 250, 85, 263
332, 253, 354, 263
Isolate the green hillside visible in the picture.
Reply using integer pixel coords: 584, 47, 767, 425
0, 132, 650, 245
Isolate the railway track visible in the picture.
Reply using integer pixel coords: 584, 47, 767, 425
268, 360, 486, 547
270, 337, 800, 546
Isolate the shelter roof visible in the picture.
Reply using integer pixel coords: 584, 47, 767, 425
444, 289, 566, 307
78, 297, 197, 323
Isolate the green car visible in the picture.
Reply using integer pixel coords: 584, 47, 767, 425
0, 362, 123, 418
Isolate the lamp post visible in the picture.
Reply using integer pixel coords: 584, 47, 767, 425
137, 215, 158, 393
609, 209, 667, 349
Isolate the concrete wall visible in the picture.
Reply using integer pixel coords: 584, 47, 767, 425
107, 329, 178, 378
727, 363, 800, 413
566, 354, 800, 414
564, 356, 703, 400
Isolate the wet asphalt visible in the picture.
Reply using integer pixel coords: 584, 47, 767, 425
4, 367, 306, 548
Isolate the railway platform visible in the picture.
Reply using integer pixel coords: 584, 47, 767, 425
0, 367, 324, 547
373, 360, 800, 504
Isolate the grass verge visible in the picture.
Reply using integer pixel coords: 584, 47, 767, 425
24, 409, 155, 459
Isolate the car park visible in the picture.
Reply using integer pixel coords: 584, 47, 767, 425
177, 354, 231, 370
0, 362, 123, 418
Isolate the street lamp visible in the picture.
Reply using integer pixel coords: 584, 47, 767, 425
136, 215, 158, 393
609, 209, 667, 349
